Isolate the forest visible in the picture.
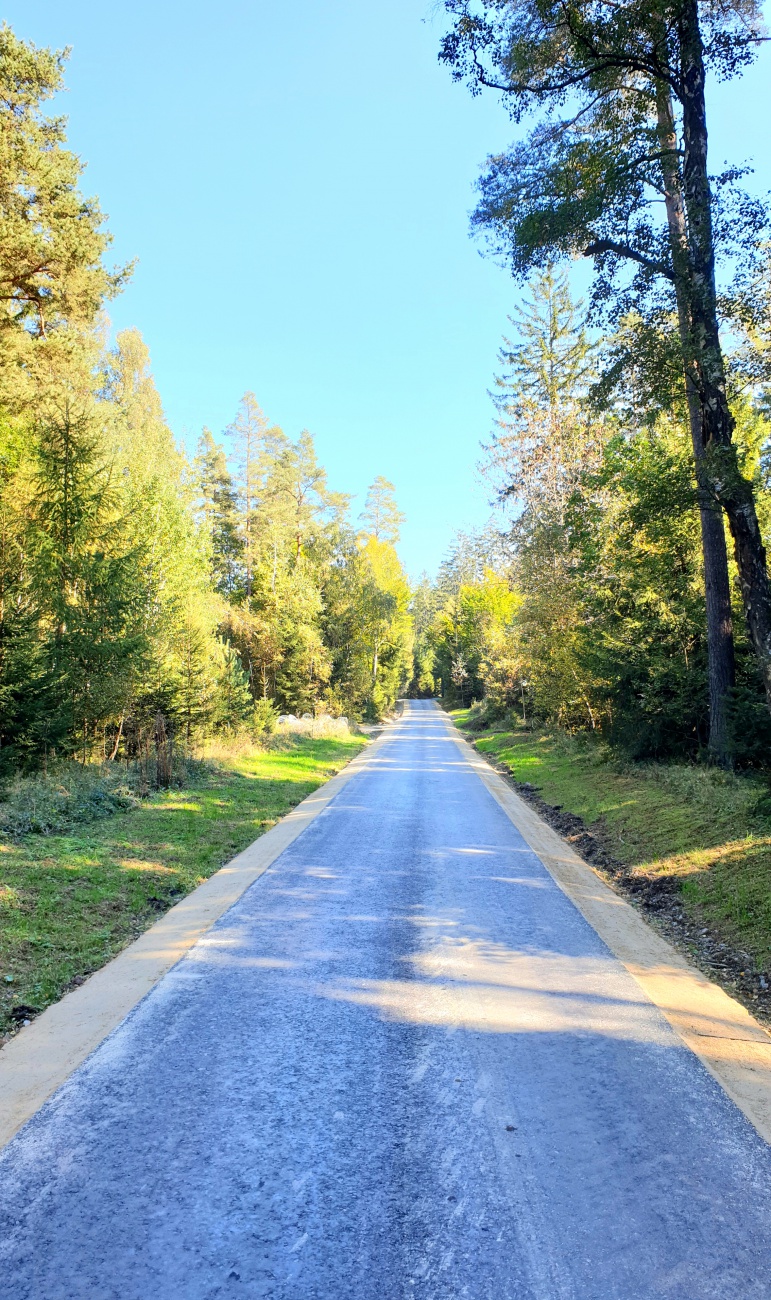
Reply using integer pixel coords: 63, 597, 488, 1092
413, 0, 771, 772
4, 0, 771, 782
414, 264, 771, 766
0, 27, 413, 781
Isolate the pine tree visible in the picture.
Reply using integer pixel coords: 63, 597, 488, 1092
495, 268, 594, 413
227, 393, 270, 597
29, 397, 145, 756
489, 268, 600, 522
0, 414, 46, 764
0, 26, 128, 411
359, 477, 405, 545
441, 0, 771, 742
194, 428, 243, 597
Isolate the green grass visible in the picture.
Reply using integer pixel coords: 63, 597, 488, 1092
0, 734, 366, 1039
451, 709, 771, 973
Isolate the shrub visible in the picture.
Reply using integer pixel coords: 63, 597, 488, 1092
0, 764, 139, 838
463, 699, 510, 732
253, 699, 279, 736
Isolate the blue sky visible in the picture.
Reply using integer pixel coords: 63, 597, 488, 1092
5, 1, 771, 575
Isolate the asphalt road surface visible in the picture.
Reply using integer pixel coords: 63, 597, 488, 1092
1, 701, 771, 1299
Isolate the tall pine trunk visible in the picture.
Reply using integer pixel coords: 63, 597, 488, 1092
656, 84, 735, 763
678, 0, 771, 713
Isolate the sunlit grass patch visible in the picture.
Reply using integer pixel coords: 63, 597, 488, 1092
0, 732, 366, 1040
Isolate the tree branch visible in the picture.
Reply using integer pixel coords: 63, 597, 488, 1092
584, 238, 675, 280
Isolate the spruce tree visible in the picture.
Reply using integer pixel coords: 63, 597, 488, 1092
30, 398, 144, 757
194, 428, 244, 598
227, 393, 270, 598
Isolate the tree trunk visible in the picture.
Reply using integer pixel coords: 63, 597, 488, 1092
656, 84, 735, 762
108, 714, 124, 762
677, 0, 771, 713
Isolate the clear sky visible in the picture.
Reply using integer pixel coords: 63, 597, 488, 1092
4, 1, 771, 575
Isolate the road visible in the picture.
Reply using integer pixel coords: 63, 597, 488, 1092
1, 700, 771, 1299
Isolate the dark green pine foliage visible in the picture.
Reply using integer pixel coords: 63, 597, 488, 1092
0, 417, 47, 768
194, 428, 244, 599
29, 402, 146, 759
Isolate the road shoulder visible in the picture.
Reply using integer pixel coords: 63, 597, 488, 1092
0, 728, 390, 1151
451, 719, 771, 1145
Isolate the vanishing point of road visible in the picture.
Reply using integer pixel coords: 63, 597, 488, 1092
1, 701, 771, 1299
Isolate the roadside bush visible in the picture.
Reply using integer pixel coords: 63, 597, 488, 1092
253, 699, 279, 736
463, 699, 510, 732
0, 751, 224, 838
0, 764, 139, 838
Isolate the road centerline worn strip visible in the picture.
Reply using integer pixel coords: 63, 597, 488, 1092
1, 700, 771, 1299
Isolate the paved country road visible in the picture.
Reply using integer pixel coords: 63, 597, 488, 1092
2, 702, 771, 1299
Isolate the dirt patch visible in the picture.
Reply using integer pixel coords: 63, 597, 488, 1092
482, 759, 771, 1030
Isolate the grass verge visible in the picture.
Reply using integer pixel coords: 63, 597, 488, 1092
451, 709, 771, 1014
0, 733, 366, 1042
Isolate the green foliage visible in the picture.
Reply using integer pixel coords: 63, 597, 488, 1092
439, 0, 765, 310
194, 429, 244, 597
0, 764, 138, 838
440, 0, 771, 741
253, 698, 279, 736
359, 476, 405, 544
0, 25, 129, 410
571, 422, 710, 755
418, 270, 771, 764
0, 25, 414, 774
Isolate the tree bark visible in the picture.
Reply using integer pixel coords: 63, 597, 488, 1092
678, 0, 771, 713
656, 84, 735, 763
